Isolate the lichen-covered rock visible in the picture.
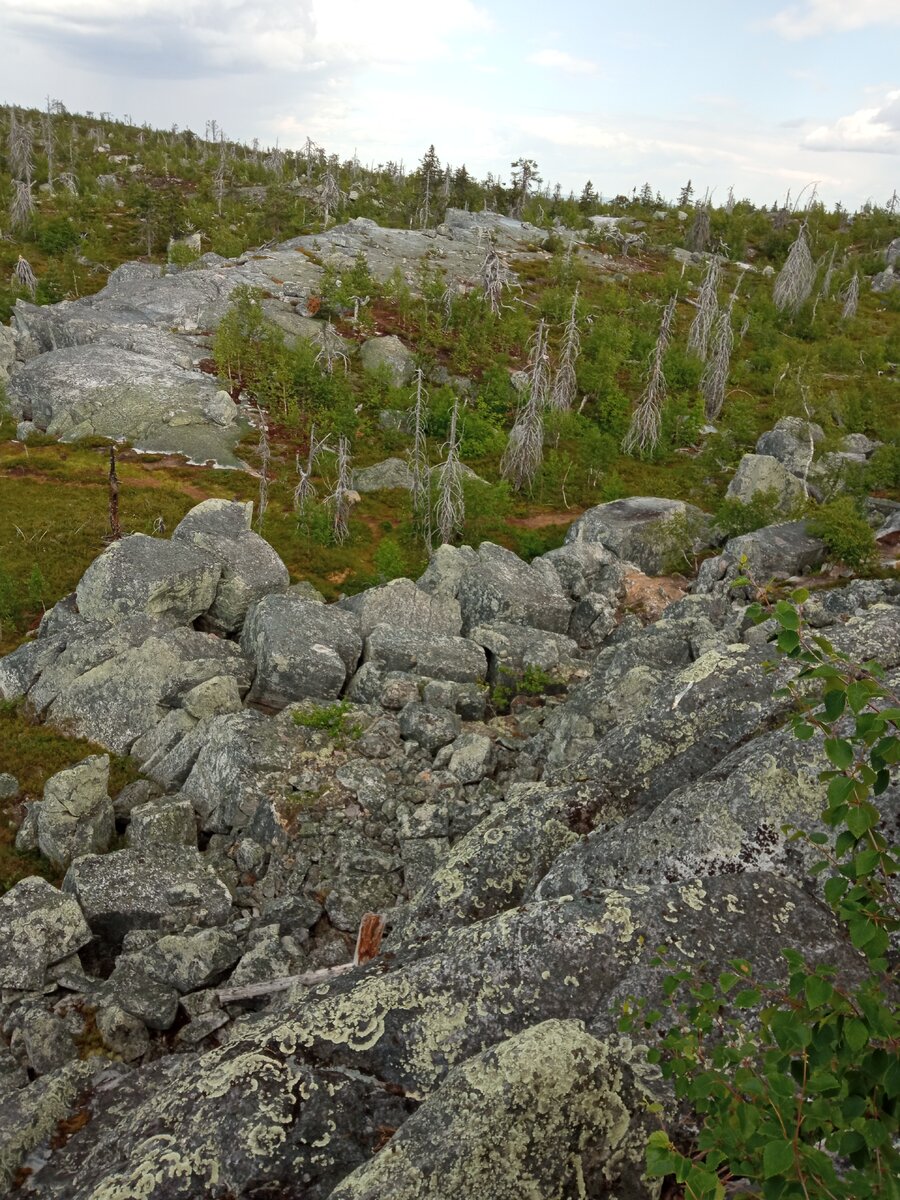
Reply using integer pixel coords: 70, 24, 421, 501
0, 772, 18, 800
171, 499, 290, 633
6, 344, 248, 466
30, 616, 252, 754
29, 754, 114, 870
75, 533, 221, 625
241, 594, 362, 708
416, 543, 478, 598
352, 457, 414, 492
0, 877, 92, 990
455, 542, 571, 635
446, 732, 495, 784
63, 847, 232, 953
398, 702, 461, 753
327, 1022, 655, 1200
363, 624, 485, 683
12, 875, 859, 1199
391, 783, 581, 943
359, 333, 416, 386
755, 416, 824, 475
95, 1004, 151, 1062
0, 1059, 98, 1193
537, 723, 839, 900
138, 927, 243, 993
695, 520, 827, 596
339, 577, 462, 638
469, 620, 580, 684
565, 497, 712, 575
725, 453, 806, 507
126, 794, 197, 849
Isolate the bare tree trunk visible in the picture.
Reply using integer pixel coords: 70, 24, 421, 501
107, 447, 122, 541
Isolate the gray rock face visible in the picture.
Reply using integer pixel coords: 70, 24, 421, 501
695, 521, 826, 595
6, 345, 248, 466
127, 795, 197, 849
0, 877, 92, 990
352, 457, 414, 492
75, 533, 222, 626
0, 322, 15, 378
726, 453, 806, 507
241, 594, 363, 708
416, 543, 479, 597
455, 542, 571, 635
328, 1022, 654, 1200
171, 499, 290, 633
359, 333, 416, 386
469, 620, 581, 684
0, 772, 19, 800
363, 624, 486, 683
756, 416, 823, 475
63, 848, 232, 952
339, 577, 462, 638
31, 754, 114, 870
398, 702, 461, 753
565, 497, 712, 575
29, 616, 252, 754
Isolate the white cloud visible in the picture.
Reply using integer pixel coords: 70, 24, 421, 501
768, 0, 900, 38
0, 0, 493, 72
804, 89, 900, 152
526, 49, 598, 75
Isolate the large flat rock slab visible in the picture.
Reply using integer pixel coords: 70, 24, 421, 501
7, 345, 247, 465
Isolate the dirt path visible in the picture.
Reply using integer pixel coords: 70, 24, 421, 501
507, 509, 584, 529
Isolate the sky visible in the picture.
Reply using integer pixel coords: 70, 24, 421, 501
0, 0, 898, 209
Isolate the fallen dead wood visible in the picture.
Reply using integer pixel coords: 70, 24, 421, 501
216, 912, 386, 1004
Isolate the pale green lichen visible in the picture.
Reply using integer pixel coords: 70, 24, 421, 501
325, 1020, 653, 1200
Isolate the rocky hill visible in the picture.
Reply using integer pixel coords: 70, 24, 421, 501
0, 477, 897, 1196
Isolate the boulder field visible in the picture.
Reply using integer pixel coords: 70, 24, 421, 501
0, 493, 898, 1198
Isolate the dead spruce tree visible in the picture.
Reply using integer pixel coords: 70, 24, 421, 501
320, 171, 341, 228
501, 321, 550, 490
773, 221, 815, 314
327, 435, 353, 544
841, 271, 860, 321
315, 321, 349, 376
13, 255, 37, 297
622, 293, 677, 457
549, 287, 581, 411
255, 408, 271, 529
408, 369, 432, 545
702, 275, 743, 421
433, 400, 465, 545
686, 200, 711, 253
687, 255, 721, 360
480, 242, 514, 314
293, 424, 330, 519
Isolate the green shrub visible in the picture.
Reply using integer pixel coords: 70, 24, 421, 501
714, 488, 785, 539
291, 700, 361, 742
807, 496, 879, 572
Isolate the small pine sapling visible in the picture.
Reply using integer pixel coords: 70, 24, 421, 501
622, 293, 677, 457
